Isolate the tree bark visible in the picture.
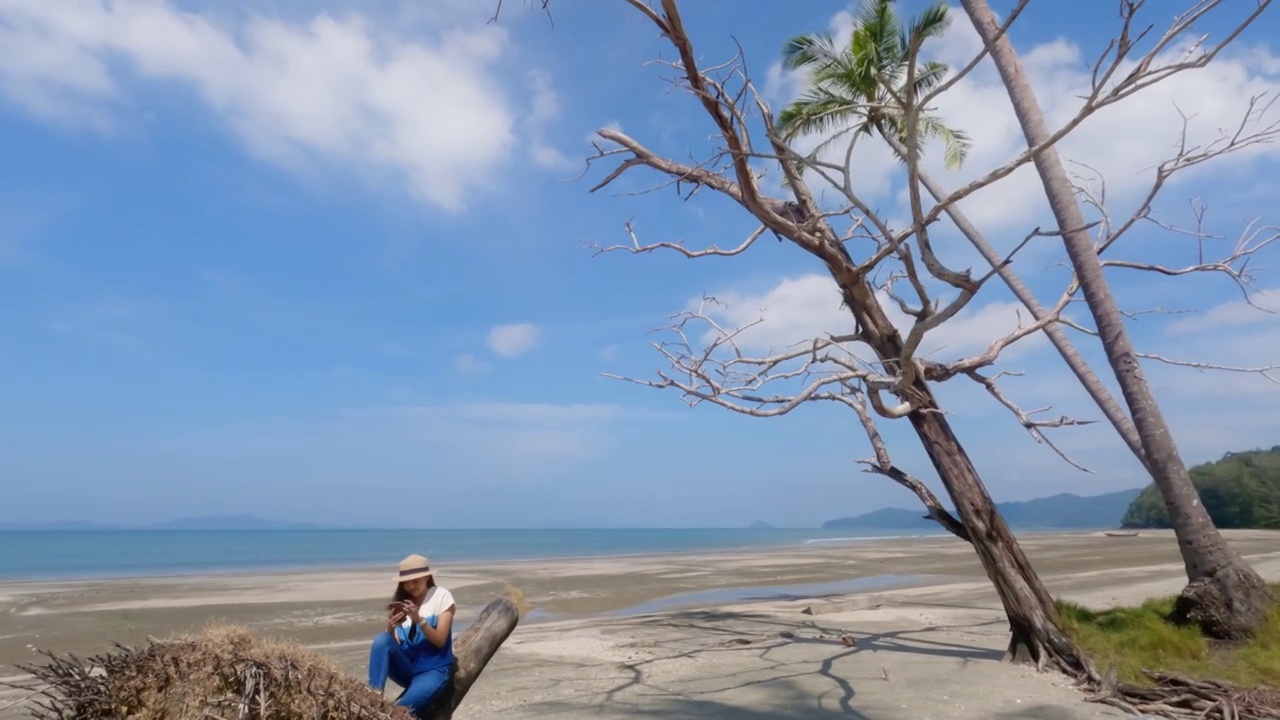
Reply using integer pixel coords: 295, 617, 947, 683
959, 0, 1272, 640
906, 389, 1086, 669
423, 596, 522, 720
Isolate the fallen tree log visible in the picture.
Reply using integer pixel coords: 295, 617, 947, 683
423, 594, 523, 720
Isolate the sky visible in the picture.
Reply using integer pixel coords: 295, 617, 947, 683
0, 0, 1277, 529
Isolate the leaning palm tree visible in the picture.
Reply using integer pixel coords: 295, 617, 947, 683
777, 0, 970, 170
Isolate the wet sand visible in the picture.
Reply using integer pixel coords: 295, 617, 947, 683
2, 529, 1278, 719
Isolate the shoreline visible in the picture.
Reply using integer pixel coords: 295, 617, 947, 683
4, 529, 1279, 719
3, 526, 1119, 584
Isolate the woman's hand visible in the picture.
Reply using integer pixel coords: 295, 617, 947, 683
386, 605, 406, 634
402, 600, 422, 626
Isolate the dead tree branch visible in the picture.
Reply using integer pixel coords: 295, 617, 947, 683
775, 0, 1278, 471
906, 0, 1274, 229
966, 370, 1097, 472
839, 388, 971, 542
579, 0, 1102, 548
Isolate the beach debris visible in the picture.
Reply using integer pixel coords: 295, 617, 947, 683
881, 667, 890, 681
10, 594, 523, 720
719, 630, 798, 646
500, 584, 533, 617
837, 628, 856, 647
798, 599, 884, 616
15, 624, 412, 720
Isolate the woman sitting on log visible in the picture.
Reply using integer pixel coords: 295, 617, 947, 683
368, 553, 457, 716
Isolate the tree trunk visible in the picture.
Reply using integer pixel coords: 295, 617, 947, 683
825, 263, 1088, 672
423, 595, 522, 720
959, 0, 1272, 640
906, 389, 1086, 671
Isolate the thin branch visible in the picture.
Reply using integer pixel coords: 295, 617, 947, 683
587, 220, 768, 258
881, 1, 1276, 234
965, 370, 1096, 472
839, 387, 971, 542
1057, 317, 1280, 384
488, 0, 553, 26
1083, 93, 1280, 264
1099, 218, 1280, 306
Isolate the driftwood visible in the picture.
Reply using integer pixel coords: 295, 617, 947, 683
423, 595, 522, 720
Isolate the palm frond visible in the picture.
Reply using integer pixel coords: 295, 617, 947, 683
919, 115, 972, 170
911, 61, 950, 95
777, 90, 866, 140
910, 1, 952, 42
781, 32, 840, 72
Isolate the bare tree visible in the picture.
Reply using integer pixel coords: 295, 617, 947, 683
584, 0, 1089, 674
951, 0, 1277, 641
495, 0, 1278, 714
777, 0, 1278, 478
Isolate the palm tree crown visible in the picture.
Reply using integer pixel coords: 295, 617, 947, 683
778, 0, 971, 171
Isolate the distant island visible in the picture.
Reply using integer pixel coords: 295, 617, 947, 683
0, 515, 319, 532
823, 488, 1143, 531
1122, 446, 1280, 530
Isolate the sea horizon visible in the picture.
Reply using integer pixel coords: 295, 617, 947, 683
0, 526, 1110, 582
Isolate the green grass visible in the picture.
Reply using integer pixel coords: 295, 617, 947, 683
1054, 584, 1280, 687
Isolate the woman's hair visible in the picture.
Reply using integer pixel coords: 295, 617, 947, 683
391, 575, 435, 605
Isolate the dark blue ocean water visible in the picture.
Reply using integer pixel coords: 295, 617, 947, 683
0, 528, 950, 581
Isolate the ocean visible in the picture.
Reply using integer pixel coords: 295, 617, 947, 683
0, 527, 947, 581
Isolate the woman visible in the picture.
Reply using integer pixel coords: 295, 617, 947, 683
368, 553, 457, 716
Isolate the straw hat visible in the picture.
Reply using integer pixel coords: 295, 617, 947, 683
396, 554, 433, 582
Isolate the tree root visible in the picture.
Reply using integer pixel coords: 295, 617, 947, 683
1168, 572, 1274, 642
1081, 669, 1279, 719
1007, 629, 1278, 720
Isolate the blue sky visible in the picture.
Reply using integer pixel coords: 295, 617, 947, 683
1, 0, 1277, 529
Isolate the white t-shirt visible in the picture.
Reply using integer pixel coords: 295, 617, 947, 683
399, 586, 456, 634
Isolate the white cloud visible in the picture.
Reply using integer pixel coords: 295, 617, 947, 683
597, 343, 621, 361
524, 68, 575, 171
700, 273, 1040, 365
487, 322, 540, 358
453, 352, 490, 374
0, 1, 542, 211
1166, 288, 1279, 335
1147, 289, 1280, 402
766, 5, 1280, 239
587, 119, 624, 145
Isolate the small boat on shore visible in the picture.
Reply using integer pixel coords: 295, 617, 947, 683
1103, 530, 1140, 537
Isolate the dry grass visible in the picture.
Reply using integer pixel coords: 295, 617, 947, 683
501, 584, 533, 618
16, 623, 413, 720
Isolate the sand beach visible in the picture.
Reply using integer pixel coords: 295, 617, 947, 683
2, 529, 1279, 719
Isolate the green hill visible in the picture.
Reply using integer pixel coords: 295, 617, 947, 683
824, 488, 1142, 531
1121, 446, 1280, 530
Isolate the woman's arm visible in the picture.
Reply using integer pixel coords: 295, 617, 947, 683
420, 603, 455, 648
